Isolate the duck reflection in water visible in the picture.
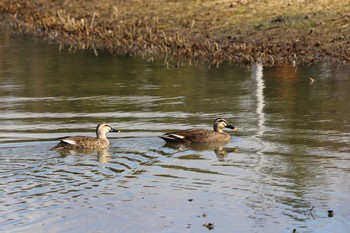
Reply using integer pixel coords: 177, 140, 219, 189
163, 141, 238, 160
54, 148, 112, 163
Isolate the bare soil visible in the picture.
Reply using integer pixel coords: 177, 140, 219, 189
1, 0, 349, 66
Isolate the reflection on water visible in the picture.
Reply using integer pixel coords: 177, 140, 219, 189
1, 23, 350, 233
163, 141, 239, 161
253, 63, 265, 137
54, 148, 113, 164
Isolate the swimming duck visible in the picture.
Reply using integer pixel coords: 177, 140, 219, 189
51, 123, 119, 150
160, 118, 237, 143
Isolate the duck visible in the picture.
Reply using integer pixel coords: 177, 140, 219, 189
160, 118, 237, 143
51, 123, 119, 150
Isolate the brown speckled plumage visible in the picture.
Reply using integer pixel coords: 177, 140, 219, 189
160, 118, 237, 144
52, 123, 119, 150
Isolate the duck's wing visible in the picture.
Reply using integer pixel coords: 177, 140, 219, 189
161, 128, 231, 143
56, 136, 91, 144
52, 136, 94, 149
160, 129, 211, 143
160, 132, 186, 143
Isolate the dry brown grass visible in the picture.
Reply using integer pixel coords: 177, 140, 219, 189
1, 0, 349, 66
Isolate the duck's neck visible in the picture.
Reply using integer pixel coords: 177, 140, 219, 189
96, 131, 107, 139
213, 125, 224, 133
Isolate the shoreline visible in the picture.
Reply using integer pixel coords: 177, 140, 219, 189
1, 0, 349, 66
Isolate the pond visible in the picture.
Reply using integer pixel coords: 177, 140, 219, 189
1, 24, 350, 233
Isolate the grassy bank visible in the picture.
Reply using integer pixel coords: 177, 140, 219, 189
1, 0, 349, 66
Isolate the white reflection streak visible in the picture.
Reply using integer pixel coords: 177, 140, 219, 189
253, 63, 265, 137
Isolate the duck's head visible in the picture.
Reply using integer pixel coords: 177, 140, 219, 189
96, 123, 120, 138
213, 118, 237, 132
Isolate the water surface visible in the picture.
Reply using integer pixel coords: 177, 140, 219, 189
1, 24, 350, 233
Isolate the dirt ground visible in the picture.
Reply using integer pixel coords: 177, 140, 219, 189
1, 0, 349, 66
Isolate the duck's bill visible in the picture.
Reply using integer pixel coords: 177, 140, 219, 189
110, 128, 120, 133
226, 125, 238, 131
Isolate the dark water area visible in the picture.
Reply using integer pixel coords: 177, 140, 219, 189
1, 22, 350, 233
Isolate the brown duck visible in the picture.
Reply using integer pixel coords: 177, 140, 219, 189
160, 118, 237, 143
51, 123, 119, 150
